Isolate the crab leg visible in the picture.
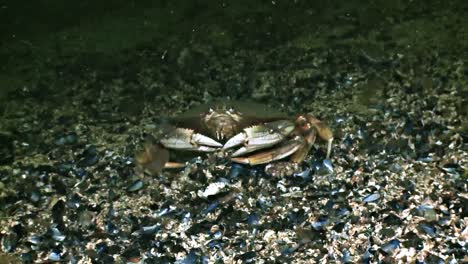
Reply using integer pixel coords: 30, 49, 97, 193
136, 142, 182, 174
231, 136, 305, 165
290, 131, 316, 163
163, 161, 186, 169
160, 128, 222, 152
305, 114, 334, 158
223, 120, 295, 156
325, 138, 333, 159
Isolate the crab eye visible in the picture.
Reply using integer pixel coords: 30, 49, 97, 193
227, 107, 234, 113
208, 108, 214, 113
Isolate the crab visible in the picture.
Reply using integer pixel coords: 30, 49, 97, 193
136, 101, 333, 174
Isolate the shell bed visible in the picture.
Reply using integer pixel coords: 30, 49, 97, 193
0, 2, 466, 263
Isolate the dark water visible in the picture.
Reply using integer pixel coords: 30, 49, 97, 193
1, 1, 467, 263
1, 1, 466, 94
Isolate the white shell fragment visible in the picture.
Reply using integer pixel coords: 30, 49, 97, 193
197, 182, 229, 199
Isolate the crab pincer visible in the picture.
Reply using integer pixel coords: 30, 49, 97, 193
230, 135, 306, 165
160, 128, 222, 152
223, 120, 295, 156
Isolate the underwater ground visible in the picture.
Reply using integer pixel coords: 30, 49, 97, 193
1, 0, 467, 263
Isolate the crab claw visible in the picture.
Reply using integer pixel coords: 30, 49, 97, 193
231, 136, 305, 165
223, 120, 295, 156
160, 128, 222, 152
